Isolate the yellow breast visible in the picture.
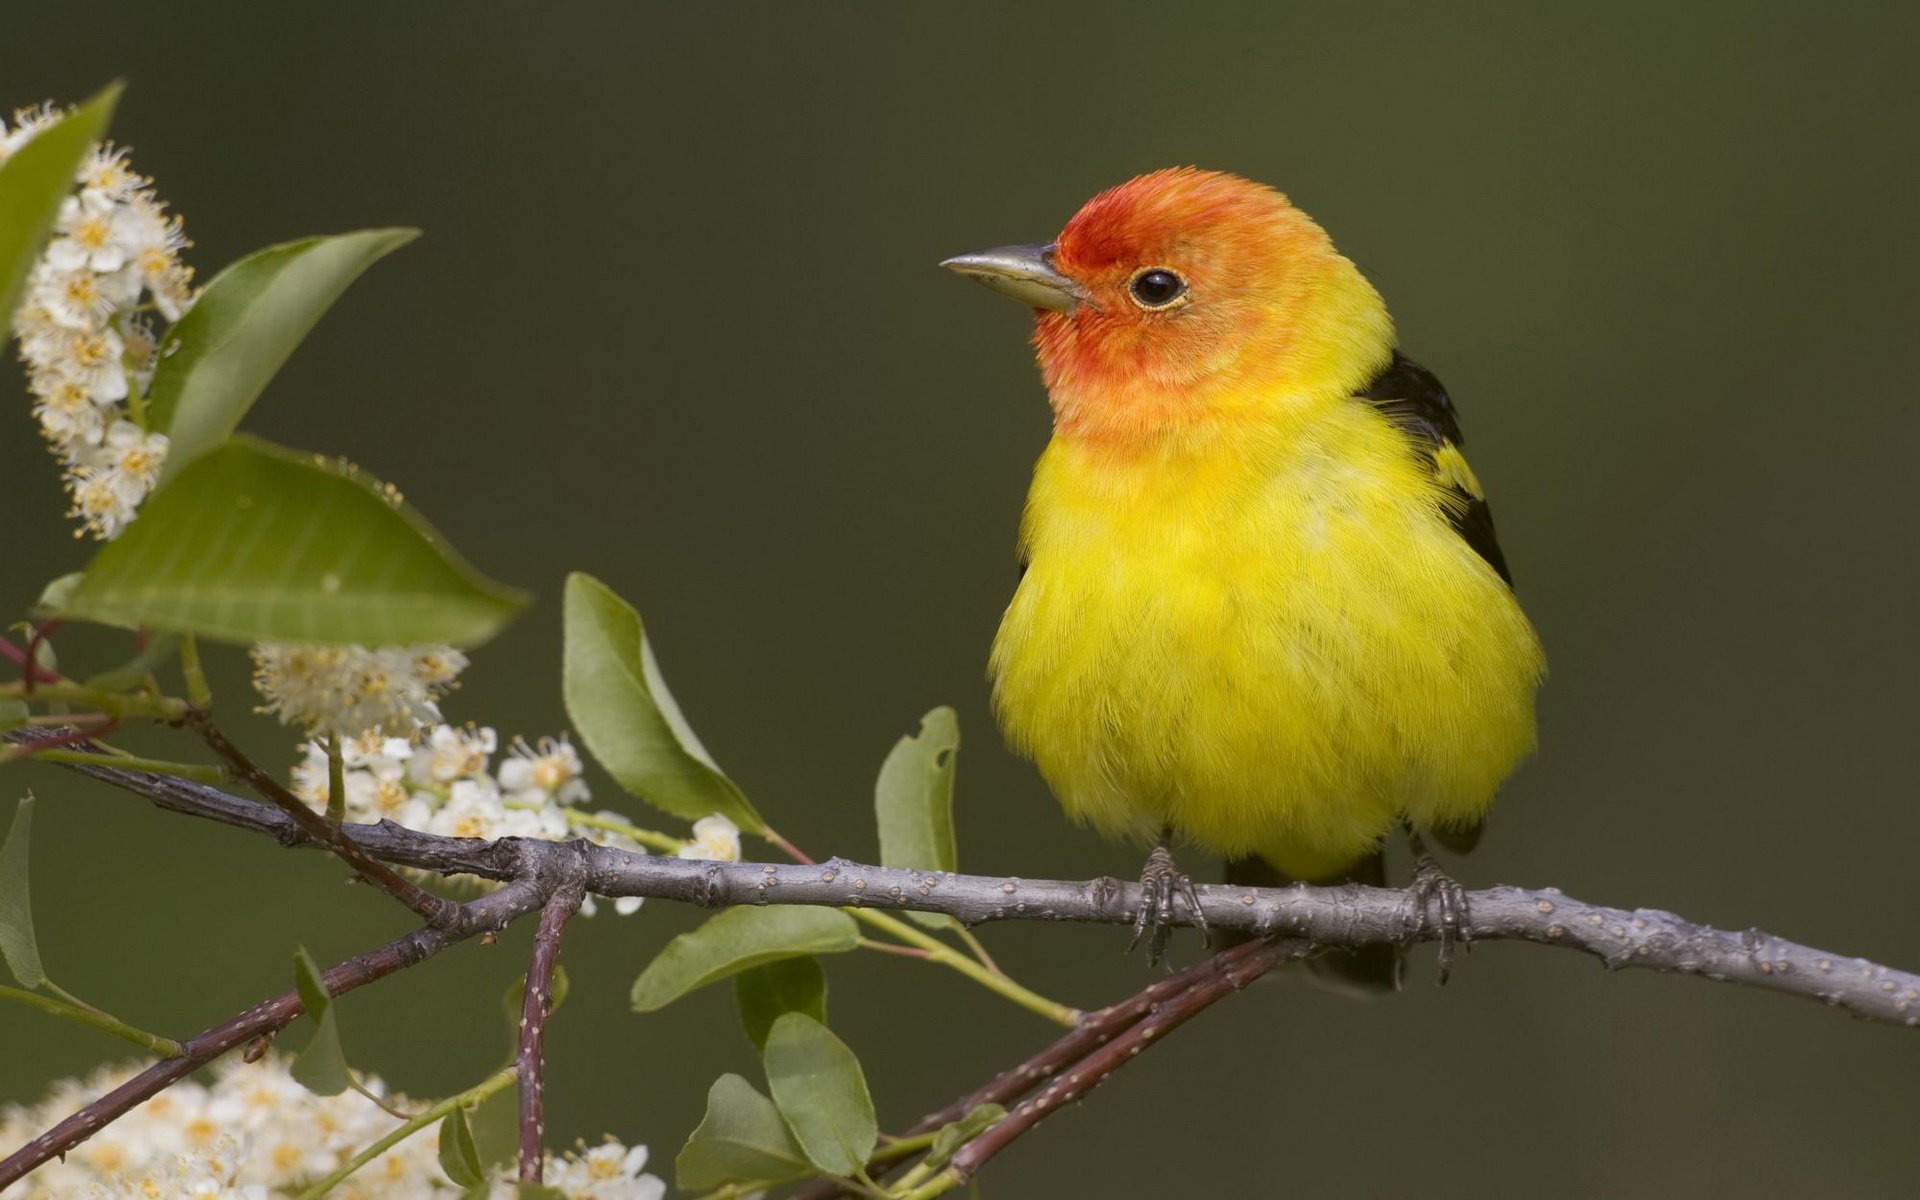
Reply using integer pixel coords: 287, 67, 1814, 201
990, 400, 1544, 880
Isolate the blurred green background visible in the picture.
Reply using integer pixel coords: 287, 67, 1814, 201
4, 3, 1917, 1196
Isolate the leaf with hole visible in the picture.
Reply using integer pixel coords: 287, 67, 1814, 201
0, 83, 119, 320
632, 907, 856, 1013
874, 706, 961, 929
675, 1073, 810, 1191
149, 228, 418, 479
733, 955, 827, 1052
0, 794, 46, 988
563, 572, 763, 833
290, 945, 350, 1096
60, 437, 526, 646
762, 1012, 877, 1177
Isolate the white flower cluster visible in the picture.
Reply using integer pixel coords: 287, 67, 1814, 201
0, 1054, 665, 1200
289, 723, 668, 916
4, 103, 194, 539
251, 643, 469, 741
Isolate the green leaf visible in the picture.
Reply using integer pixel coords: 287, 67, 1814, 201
0, 83, 120, 321
762, 1012, 877, 1177
632, 907, 856, 1013
0, 794, 46, 988
733, 956, 827, 1052
562, 573, 764, 833
437, 1105, 486, 1188
61, 438, 527, 646
290, 945, 350, 1096
290, 1004, 350, 1097
148, 229, 418, 479
925, 1103, 1006, 1169
513, 1187, 566, 1200
675, 1074, 810, 1191
874, 707, 960, 930
33, 573, 82, 617
0, 699, 28, 733
467, 1085, 518, 1169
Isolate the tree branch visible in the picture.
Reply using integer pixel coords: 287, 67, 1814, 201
932, 938, 1297, 1193
13, 732, 1920, 1030
787, 937, 1310, 1200
0, 871, 554, 1189
8, 735, 1920, 1200
518, 879, 584, 1186
181, 712, 463, 927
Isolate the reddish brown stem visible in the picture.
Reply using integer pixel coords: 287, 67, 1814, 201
0, 633, 64, 686
764, 828, 815, 865
945, 938, 1297, 1183
187, 710, 461, 927
518, 881, 584, 1185
860, 939, 934, 960
22, 621, 63, 695
0, 878, 548, 1190
785, 937, 1304, 1200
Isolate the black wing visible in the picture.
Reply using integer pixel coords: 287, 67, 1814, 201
1358, 352, 1513, 586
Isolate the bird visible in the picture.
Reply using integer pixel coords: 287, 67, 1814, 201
942, 168, 1545, 983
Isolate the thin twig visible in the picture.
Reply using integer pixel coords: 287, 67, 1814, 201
15, 732, 1920, 1029
0, 875, 552, 1189
0, 633, 63, 686
0, 718, 118, 762
518, 879, 584, 1186
924, 939, 1298, 1196
181, 713, 461, 927
784, 939, 1302, 1200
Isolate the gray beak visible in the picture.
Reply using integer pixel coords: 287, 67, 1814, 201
940, 243, 1086, 313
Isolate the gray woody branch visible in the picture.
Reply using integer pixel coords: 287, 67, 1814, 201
50, 746, 1920, 1030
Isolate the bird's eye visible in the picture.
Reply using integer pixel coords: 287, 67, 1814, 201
1127, 267, 1188, 310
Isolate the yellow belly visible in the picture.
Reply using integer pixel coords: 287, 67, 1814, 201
990, 411, 1544, 880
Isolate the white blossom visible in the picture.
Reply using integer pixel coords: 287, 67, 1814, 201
5, 101, 196, 537
250, 643, 468, 740
64, 422, 168, 538
678, 814, 742, 863
510, 1139, 666, 1200
6, 100, 194, 538
284, 720, 668, 917
0, 1055, 663, 1198
47, 189, 135, 273
499, 735, 591, 807
0, 102, 59, 164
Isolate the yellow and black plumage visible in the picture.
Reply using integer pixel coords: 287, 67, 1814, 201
943, 169, 1545, 977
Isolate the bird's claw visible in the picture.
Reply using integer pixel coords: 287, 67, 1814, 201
1400, 849, 1471, 984
1127, 844, 1210, 967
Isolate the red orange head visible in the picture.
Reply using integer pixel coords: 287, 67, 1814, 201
945, 168, 1392, 445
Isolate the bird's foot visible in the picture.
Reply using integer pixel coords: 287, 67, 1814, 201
1128, 844, 1210, 967
1399, 837, 1470, 984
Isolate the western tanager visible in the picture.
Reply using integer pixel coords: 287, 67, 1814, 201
944, 168, 1544, 980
